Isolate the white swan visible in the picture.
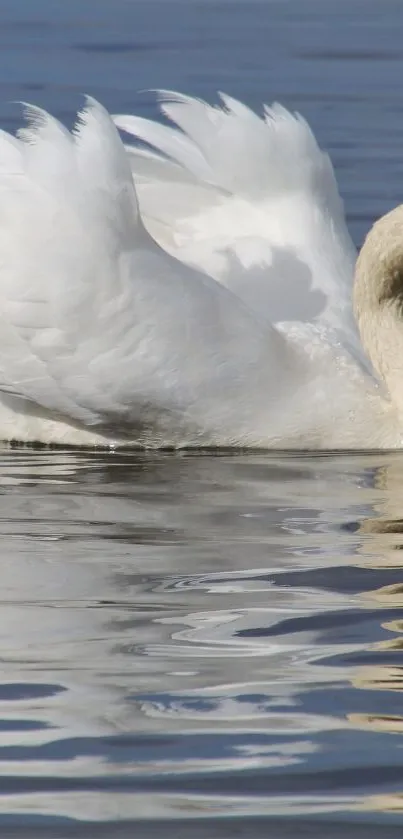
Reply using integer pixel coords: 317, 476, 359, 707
0, 92, 401, 448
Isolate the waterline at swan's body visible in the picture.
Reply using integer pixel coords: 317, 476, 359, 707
0, 91, 401, 449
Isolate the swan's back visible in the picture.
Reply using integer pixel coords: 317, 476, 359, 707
0, 96, 318, 446
114, 91, 359, 351
0, 93, 389, 449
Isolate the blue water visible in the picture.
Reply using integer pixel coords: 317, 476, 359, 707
0, 1, 403, 837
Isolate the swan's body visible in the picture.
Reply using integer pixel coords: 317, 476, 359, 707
0, 91, 401, 448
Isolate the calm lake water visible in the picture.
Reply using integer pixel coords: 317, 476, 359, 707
1, 0, 403, 836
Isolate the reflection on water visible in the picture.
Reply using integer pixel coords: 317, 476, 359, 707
0, 450, 403, 833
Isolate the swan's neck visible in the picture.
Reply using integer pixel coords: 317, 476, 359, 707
354, 205, 403, 412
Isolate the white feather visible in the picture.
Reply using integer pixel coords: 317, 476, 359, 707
0, 97, 316, 447
114, 91, 359, 352
0, 93, 395, 449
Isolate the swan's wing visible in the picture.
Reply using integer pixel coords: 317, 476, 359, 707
0, 99, 305, 444
114, 91, 360, 353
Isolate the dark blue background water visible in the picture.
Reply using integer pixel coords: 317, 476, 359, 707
1, 2, 403, 837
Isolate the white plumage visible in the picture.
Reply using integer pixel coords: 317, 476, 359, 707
0, 90, 399, 448
115, 91, 359, 347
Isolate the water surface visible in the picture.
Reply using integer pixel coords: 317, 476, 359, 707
0, 449, 403, 837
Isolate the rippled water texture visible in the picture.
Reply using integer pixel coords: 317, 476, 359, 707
0, 450, 403, 837
1, 0, 403, 836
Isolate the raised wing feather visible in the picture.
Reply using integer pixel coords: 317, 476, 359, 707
114, 91, 360, 352
0, 98, 306, 445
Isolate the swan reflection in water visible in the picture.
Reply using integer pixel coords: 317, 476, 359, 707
0, 449, 401, 822
345, 457, 403, 738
